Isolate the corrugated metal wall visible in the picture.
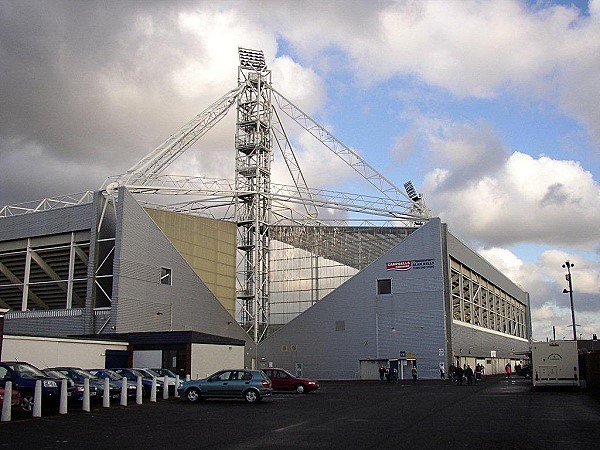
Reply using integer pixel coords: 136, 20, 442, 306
258, 218, 447, 380
111, 188, 250, 345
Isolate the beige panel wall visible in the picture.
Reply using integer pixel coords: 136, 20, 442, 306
190, 343, 245, 379
145, 209, 236, 318
2, 335, 128, 369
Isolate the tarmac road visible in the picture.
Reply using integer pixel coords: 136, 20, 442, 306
1, 375, 599, 449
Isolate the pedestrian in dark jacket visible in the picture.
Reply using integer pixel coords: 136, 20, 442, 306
465, 365, 474, 385
455, 366, 464, 385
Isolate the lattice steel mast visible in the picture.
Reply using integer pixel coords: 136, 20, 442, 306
235, 49, 272, 342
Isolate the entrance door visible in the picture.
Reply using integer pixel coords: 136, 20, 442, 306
105, 350, 129, 369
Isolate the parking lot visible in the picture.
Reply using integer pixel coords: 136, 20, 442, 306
1, 375, 599, 449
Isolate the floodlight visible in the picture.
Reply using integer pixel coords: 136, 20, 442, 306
403, 181, 420, 202
239, 47, 266, 70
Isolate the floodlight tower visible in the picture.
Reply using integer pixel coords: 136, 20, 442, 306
235, 48, 273, 343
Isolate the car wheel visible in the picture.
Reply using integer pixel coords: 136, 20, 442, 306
295, 384, 306, 394
186, 387, 201, 402
244, 389, 259, 403
21, 392, 34, 412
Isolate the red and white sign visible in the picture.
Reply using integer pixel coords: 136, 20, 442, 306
386, 261, 412, 271
386, 259, 435, 271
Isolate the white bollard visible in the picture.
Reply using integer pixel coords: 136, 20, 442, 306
150, 377, 157, 403
162, 376, 169, 400
120, 377, 127, 406
174, 375, 180, 398
59, 379, 68, 414
136, 376, 143, 405
103, 377, 110, 408
33, 380, 42, 417
1, 381, 12, 422
82, 378, 90, 412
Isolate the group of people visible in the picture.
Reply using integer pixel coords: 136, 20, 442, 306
447, 363, 484, 385
378, 365, 418, 384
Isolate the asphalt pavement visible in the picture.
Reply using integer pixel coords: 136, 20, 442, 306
1, 375, 599, 449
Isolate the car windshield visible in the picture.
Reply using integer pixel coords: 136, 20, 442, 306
71, 368, 98, 379
101, 370, 122, 381
11, 363, 47, 379
153, 368, 176, 377
130, 369, 148, 378
143, 368, 162, 377
44, 370, 69, 380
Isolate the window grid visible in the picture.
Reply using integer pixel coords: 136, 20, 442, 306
450, 258, 527, 339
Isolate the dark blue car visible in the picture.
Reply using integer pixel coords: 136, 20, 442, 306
113, 368, 164, 398
0, 361, 60, 412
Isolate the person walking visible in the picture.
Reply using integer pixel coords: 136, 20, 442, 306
455, 365, 464, 385
379, 366, 385, 381
449, 364, 456, 382
440, 366, 445, 380
475, 364, 482, 384
411, 365, 418, 384
465, 365, 474, 386
505, 362, 512, 379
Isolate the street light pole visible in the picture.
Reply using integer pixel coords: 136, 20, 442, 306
562, 261, 576, 341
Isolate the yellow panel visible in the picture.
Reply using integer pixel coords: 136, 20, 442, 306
145, 208, 236, 316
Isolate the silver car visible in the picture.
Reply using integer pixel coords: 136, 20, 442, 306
178, 369, 272, 403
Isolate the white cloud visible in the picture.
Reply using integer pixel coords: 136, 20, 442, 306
474, 246, 600, 341
424, 142, 600, 247
275, 0, 600, 148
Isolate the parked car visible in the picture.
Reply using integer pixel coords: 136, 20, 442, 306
142, 368, 177, 394
112, 368, 164, 398
88, 369, 138, 398
150, 368, 178, 379
45, 367, 119, 401
0, 386, 22, 408
178, 369, 272, 403
0, 361, 60, 412
41, 369, 77, 400
263, 368, 319, 394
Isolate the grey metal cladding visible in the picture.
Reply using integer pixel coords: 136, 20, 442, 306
0, 203, 94, 241
3, 311, 85, 337
259, 218, 446, 380
111, 188, 249, 343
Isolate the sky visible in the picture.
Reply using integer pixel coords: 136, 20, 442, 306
1, 0, 599, 342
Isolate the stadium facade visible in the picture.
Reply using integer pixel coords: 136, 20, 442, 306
0, 187, 531, 379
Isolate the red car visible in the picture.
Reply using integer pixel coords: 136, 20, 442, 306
263, 368, 319, 394
0, 386, 22, 408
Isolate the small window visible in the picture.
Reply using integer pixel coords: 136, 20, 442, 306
377, 278, 392, 295
160, 267, 172, 285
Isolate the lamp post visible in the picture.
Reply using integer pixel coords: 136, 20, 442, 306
562, 261, 576, 341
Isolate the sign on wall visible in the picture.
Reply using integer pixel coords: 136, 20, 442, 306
386, 259, 435, 271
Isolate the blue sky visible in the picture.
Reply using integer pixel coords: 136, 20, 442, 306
0, 0, 598, 341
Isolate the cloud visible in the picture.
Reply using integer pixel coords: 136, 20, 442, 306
423, 129, 600, 247
274, 0, 600, 149
0, 1, 326, 206
477, 246, 600, 341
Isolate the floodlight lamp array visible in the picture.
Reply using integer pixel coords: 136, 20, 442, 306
239, 47, 266, 71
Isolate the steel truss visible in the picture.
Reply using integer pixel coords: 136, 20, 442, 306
102, 48, 431, 343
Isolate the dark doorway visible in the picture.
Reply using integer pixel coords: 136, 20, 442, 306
105, 350, 130, 368
163, 348, 187, 377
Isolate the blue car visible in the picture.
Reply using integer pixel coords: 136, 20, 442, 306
45, 367, 119, 401
178, 369, 272, 403
0, 361, 60, 412
88, 369, 138, 398
113, 368, 164, 398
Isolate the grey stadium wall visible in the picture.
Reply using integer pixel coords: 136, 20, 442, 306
110, 187, 250, 345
